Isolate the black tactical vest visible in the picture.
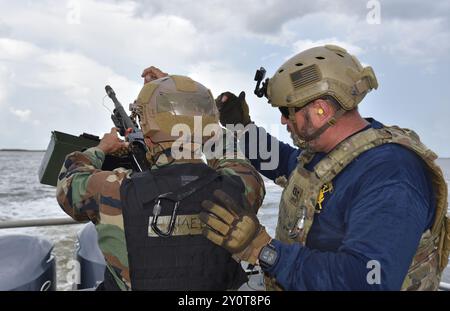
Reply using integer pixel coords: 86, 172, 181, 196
117, 162, 248, 290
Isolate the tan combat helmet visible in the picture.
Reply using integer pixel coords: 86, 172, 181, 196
133, 75, 219, 162
267, 44, 378, 110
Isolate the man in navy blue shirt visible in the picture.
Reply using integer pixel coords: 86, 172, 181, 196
199, 45, 449, 290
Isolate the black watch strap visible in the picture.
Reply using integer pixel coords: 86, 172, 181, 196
258, 242, 278, 270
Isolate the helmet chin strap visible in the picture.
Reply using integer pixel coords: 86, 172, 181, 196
288, 107, 346, 149
145, 141, 174, 166
288, 108, 307, 149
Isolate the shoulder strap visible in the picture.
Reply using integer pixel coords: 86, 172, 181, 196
157, 170, 220, 202
129, 164, 220, 205
314, 128, 388, 183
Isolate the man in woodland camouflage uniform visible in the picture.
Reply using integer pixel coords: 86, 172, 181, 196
56, 69, 265, 290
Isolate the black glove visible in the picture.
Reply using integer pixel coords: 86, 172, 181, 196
215, 91, 252, 127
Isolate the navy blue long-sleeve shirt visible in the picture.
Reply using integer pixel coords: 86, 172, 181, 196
241, 119, 435, 290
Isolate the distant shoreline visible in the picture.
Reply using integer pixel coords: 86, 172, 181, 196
0, 149, 46, 152
0, 149, 449, 159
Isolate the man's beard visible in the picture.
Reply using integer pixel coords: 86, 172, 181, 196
298, 110, 316, 140
288, 110, 318, 151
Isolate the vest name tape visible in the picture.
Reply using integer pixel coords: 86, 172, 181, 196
148, 214, 205, 237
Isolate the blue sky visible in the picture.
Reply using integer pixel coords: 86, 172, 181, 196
0, 0, 449, 156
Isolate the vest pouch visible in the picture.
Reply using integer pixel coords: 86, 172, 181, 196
439, 215, 450, 272
402, 243, 440, 291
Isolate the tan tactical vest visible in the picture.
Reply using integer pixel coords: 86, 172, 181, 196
267, 126, 450, 291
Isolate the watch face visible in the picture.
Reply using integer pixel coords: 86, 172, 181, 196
260, 245, 277, 266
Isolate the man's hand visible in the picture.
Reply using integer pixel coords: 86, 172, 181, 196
97, 128, 129, 155
141, 66, 168, 84
199, 189, 271, 265
215, 91, 252, 127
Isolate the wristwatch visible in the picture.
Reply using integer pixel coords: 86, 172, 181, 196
258, 242, 278, 270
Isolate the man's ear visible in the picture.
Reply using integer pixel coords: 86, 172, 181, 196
313, 99, 333, 118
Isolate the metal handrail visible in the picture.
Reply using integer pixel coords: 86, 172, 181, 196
439, 282, 450, 291
0, 217, 86, 229
1, 218, 449, 291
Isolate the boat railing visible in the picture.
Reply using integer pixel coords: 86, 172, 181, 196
1, 218, 449, 291
0, 217, 86, 229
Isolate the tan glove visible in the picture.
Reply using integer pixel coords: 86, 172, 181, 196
199, 189, 271, 265
141, 66, 168, 84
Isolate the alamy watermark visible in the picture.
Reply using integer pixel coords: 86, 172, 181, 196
366, 260, 381, 285
170, 117, 280, 170
67, 0, 81, 25
66, 259, 81, 287
366, 0, 381, 25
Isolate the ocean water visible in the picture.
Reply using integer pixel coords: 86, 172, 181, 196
0, 151, 449, 290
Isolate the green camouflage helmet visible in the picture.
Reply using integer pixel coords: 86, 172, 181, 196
267, 45, 379, 110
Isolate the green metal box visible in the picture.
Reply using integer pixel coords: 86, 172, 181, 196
38, 131, 101, 187
38, 131, 132, 187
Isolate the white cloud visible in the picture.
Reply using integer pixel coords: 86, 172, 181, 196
130, 0, 355, 35
0, 38, 39, 60
272, 9, 450, 71
0, 64, 10, 105
377, 18, 450, 65
0, 36, 143, 148
0, 0, 210, 72
0, 0, 449, 154
9, 108, 31, 122
186, 61, 284, 136
187, 61, 252, 98
3, 1, 448, 73
0, 37, 141, 104
130, 0, 450, 38
36, 50, 141, 105
292, 38, 364, 56
315, 13, 450, 68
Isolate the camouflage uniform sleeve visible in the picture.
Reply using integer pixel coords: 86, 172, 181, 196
56, 147, 132, 290
56, 147, 130, 222
207, 129, 265, 212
